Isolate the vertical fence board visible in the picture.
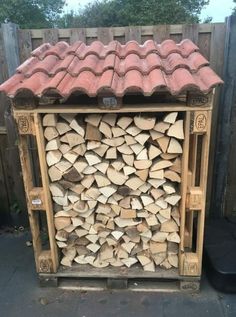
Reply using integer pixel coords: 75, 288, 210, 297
42, 28, 59, 44
18, 30, 33, 63
125, 26, 142, 42
182, 24, 199, 43
70, 28, 86, 44
97, 27, 114, 44
153, 25, 170, 43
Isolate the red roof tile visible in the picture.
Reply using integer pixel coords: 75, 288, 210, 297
0, 39, 223, 99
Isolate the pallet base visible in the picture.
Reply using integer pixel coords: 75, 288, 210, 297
39, 264, 200, 293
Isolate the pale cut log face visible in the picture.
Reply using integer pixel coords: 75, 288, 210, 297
43, 112, 184, 271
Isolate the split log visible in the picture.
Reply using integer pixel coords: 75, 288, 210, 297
134, 160, 152, 170
135, 169, 149, 182
49, 183, 65, 197
85, 114, 102, 127
105, 147, 117, 159
43, 114, 57, 127
149, 169, 164, 179
70, 119, 85, 137
48, 165, 62, 182
126, 125, 141, 136
120, 208, 136, 219
117, 144, 133, 155
122, 154, 134, 166
55, 159, 72, 172
63, 151, 78, 164
46, 150, 62, 166
112, 127, 126, 137
164, 170, 181, 183
134, 116, 155, 130
153, 121, 170, 133
46, 138, 60, 151
85, 152, 102, 166
160, 220, 179, 232
99, 185, 117, 198
130, 143, 144, 155
167, 120, 184, 139
59, 143, 70, 155
117, 116, 133, 130
125, 176, 145, 190
163, 112, 178, 124
73, 159, 88, 173
93, 144, 109, 157
60, 114, 76, 124
148, 144, 161, 160
66, 132, 85, 147
102, 113, 117, 126
102, 137, 124, 147
63, 167, 82, 182
151, 159, 173, 171
157, 136, 170, 153
167, 138, 182, 154
73, 143, 86, 156
54, 217, 71, 230
99, 121, 112, 138
164, 194, 181, 206
44, 127, 59, 141
135, 133, 150, 145
107, 167, 128, 185
85, 123, 102, 141
56, 121, 71, 135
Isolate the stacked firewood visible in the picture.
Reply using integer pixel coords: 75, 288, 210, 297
43, 111, 183, 272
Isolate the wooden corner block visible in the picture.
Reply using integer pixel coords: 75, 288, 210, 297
186, 187, 203, 210
29, 187, 45, 210
38, 250, 53, 273
14, 113, 35, 135
181, 253, 200, 276
187, 92, 213, 108
190, 111, 209, 134
98, 95, 122, 109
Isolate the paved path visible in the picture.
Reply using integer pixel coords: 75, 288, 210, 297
0, 231, 235, 317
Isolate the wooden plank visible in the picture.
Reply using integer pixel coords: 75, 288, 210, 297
211, 16, 235, 217
29, 23, 215, 39
153, 25, 170, 43
14, 103, 213, 115
18, 29, 32, 63
179, 112, 191, 270
125, 26, 142, 42
182, 24, 199, 43
42, 28, 59, 44
70, 28, 86, 44
97, 28, 114, 44
196, 111, 212, 274
18, 134, 42, 271
34, 113, 59, 272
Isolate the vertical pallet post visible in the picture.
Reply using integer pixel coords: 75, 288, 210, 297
181, 91, 214, 276
34, 113, 59, 273
179, 111, 191, 271
15, 112, 42, 271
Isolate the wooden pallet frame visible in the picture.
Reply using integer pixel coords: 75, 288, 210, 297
13, 92, 214, 291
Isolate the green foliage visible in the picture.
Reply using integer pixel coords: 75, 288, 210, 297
233, 0, 236, 15
57, 0, 210, 28
0, 0, 65, 28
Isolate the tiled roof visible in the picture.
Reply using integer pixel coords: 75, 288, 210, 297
0, 39, 223, 99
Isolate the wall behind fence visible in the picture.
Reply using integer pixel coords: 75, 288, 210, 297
0, 23, 226, 226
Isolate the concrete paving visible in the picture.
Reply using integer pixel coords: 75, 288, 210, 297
0, 231, 236, 317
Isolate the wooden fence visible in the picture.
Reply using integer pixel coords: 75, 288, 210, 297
0, 22, 230, 226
